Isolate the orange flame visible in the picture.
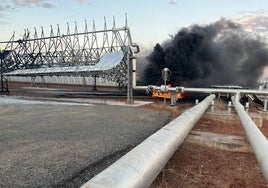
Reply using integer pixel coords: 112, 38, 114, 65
152, 91, 184, 99
177, 92, 184, 99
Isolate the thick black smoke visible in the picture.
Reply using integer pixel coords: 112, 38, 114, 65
142, 19, 268, 87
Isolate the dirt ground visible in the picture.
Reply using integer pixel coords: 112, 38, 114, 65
150, 143, 267, 188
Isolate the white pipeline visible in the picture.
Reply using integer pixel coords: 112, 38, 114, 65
133, 86, 268, 95
232, 95, 268, 182
81, 94, 215, 188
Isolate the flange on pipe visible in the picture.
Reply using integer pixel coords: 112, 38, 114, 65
145, 85, 156, 94
175, 86, 184, 93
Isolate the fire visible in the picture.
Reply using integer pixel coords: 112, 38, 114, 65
152, 90, 184, 99
177, 92, 184, 99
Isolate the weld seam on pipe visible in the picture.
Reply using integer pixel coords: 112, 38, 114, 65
232, 96, 268, 183
81, 94, 215, 188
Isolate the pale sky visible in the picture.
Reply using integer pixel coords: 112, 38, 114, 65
0, 0, 267, 48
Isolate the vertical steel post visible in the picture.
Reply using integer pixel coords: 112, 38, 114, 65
162, 68, 170, 107
82, 76, 86, 87
0, 58, 3, 94
31, 77, 35, 87
228, 101, 232, 114
126, 52, 133, 103
41, 76, 45, 86
264, 97, 267, 112
164, 79, 167, 106
132, 57, 137, 88
170, 91, 177, 106
0, 58, 2, 92
92, 75, 97, 91
211, 100, 215, 112
245, 102, 249, 113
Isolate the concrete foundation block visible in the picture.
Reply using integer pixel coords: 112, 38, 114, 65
205, 111, 263, 128
185, 130, 252, 153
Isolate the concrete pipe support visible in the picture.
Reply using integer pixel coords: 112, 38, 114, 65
232, 94, 268, 183
81, 94, 215, 188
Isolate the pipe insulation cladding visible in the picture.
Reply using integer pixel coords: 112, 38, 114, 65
81, 94, 215, 188
232, 95, 268, 183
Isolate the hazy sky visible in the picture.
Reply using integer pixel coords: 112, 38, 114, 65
0, 0, 267, 48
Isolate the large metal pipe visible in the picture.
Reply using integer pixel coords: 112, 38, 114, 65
184, 87, 268, 95
134, 86, 268, 95
81, 94, 215, 188
232, 94, 268, 182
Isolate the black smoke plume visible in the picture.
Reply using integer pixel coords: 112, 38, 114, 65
142, 19, 268, 88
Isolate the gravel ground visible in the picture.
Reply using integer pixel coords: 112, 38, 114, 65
0, 97, 171, 187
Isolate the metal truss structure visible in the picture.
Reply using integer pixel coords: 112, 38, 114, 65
0, 16, 139, 100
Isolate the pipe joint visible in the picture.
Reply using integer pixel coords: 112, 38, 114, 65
160, 85, 169, 92
176, 87, 184, 93
146, 85, 156, 94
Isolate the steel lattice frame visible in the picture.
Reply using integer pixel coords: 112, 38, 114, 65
0, 16, 138, 92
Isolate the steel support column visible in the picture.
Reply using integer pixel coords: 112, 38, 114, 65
126, 52, 133, 103
1, 58, 3, 93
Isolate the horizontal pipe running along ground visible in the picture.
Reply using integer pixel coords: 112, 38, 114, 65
232, 95, 268, 183
81, 94, 215, 188
134, 86, 268, 95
